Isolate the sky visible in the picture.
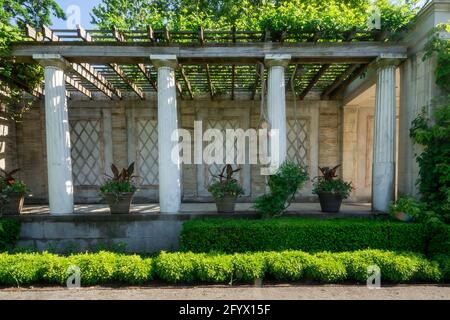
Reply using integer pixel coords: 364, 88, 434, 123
51, 0, 102, 29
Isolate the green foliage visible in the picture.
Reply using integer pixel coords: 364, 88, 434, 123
195, 254, 234, 283
410, 104, 450, 222
312, 179, 353, 198
232, 252, 266, 282
180, 218, 434, 254
100, 180, 136, 194
389, 196, 423, 220
153, 251, 198, 283
207, 165, 244, 198
0, 0, 65, 120
409, 24, 450, 222
91, 0, 418, 36
337, 249, 442, 283
305, 253, 347, 283
0, 249, 447, 286
0, 218, 20, 251
253, 162, 309, 217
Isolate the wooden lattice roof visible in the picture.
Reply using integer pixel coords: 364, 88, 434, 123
10, 25, 407, 100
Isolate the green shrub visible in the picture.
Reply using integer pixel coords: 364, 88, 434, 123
265, 251, 311, 281
306, 253, 347, 283
154, 251, 199, 283
232, 253, 266, 283
433, 255, 450, 281
195, 254, 233, 284
253, 162, 309, 217
180, 218, 429, 254
68, 251, 117, 285
337, 250, 442, 283
0, 218, 20, 251
0, 252, 44, 285
115, 255, 153, 284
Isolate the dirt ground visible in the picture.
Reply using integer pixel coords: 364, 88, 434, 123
0, 284, 449, 300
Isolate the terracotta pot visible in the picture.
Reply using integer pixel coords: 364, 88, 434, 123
103, 192, 134, 214
1, 192, 25, 215
318, 192, 343, 213
214, 195, 237, 213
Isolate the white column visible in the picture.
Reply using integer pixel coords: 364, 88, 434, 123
33, 54, 73, 214
150, 55, 181, 213
372, 58, 398, 212
265, 54, 290, 167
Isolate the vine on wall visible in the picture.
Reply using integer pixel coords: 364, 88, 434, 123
410, 23, 450, 223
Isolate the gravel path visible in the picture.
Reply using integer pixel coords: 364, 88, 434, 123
0, 284, 449, 300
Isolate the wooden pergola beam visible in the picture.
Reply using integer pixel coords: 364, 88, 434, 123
251, 64, 262, 100
205, 64, 214, 100
113, 27, 157, 92
28, 25, 117, 99
78, 25, 144, 99
64, 75, 92, 99
321, 64, 359, 99
329, 64, 369, 99
12, 42, 408, 65
299, 64, 329, 100
180, 64, 193, 99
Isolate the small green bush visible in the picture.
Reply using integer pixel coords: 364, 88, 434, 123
180, 218, 430, 254
195, 254, 233, 283
433, 255, 450, 281
154, 251, 199, 283
232, 253, 266, 283
0, 252, 44, 285
0, 219, 20, 251
265, 251, 310, 281
68, 251, 117, 285
114, 255, 153, 284
306, 253, 347, 283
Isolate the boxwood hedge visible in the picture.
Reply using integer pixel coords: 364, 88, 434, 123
180, 218, 436, 254
0, 249, 446, 286
0, 219, 20, 251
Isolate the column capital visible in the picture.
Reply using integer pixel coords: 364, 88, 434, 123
150, 54, 178, 69
375, 54, 407, 70
264, 54, 291, 68
33, 54, 70, 70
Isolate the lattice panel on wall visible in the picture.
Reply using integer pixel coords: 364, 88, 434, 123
287, 119, 309, 167
136, 119, 159, 186
204, 119, 241, 188
70, 120, 103, 186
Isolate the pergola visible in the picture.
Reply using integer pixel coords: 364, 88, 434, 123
10, 25, 406, 214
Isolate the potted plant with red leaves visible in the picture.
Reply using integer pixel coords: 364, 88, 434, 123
312, 165, 353, 213
100, 163, 137, 214
0, 168, 28, 215
208, 164, 244, 213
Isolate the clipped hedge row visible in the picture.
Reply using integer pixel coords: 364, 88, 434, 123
180, 218, 435, 254
0, 219, 20, 251
0, 249, 447, 286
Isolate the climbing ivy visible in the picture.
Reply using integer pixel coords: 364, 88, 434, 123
410, 23, 450, 223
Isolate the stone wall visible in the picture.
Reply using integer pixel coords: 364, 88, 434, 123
7, 97, 376, 203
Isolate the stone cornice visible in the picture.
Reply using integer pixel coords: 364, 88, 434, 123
150, 54, 178, 69
32, 54, 70, 70
264, 54, 291, 68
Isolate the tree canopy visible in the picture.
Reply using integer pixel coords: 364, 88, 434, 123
91, 0, 420, 34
